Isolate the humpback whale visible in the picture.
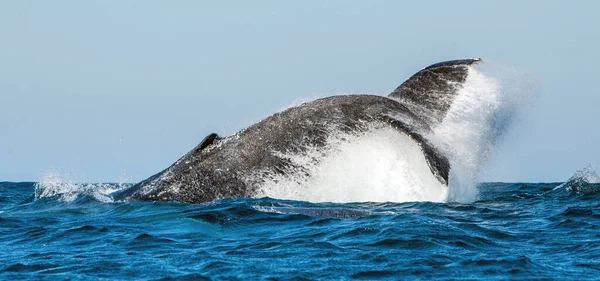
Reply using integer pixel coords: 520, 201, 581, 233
113, 58, 482, 203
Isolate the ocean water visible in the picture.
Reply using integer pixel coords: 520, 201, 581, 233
2, 171, 600, 280
0, 62, 578, 280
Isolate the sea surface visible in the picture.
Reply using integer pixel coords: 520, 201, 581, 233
2, 176, 600, 280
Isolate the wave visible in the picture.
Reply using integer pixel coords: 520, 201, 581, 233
3, 181, 600, 280
252, 205, 390, 218
553, 165, 600, 195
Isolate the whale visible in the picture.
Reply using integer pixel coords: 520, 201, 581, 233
112, 58, 482, 204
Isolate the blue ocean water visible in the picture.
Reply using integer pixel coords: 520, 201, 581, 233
1, 178, 600, 280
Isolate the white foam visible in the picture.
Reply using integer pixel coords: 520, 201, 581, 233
256, 126, 447, 203
552, 164, 600, 192
35, 170, 127, 203
570, 165, 600, 184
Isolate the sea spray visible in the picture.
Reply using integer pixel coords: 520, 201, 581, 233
35, 170, 129, 203
256, 125, 447, 203
552, 164, 600, 194
430, 62, 537, 203
428, 67, 502, 203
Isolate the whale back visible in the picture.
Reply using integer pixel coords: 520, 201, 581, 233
389, 58, 481, 125
113, 59, 487, 204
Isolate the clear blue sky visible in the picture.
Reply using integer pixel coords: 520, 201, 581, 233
1, 1, 598, 182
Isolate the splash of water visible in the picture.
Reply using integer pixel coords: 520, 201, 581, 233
256, 126, 447, 203
551, 164, 600, 194
35, 170, 128, 203
428, 63, 537, 203
427, 68, 501, 202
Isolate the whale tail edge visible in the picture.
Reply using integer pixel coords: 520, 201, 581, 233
389, 58, 482, 124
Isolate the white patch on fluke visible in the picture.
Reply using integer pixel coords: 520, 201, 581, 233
256, 126, 447, 203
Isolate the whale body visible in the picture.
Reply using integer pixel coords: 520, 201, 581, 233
113, 59, 482, 203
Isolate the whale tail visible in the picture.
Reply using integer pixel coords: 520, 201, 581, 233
389, 58, 482, 125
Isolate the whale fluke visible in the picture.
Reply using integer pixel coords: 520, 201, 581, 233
389, 58, 482, 124
380, 115, 449, 185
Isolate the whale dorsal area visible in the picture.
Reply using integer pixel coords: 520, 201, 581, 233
194, 133, 221, 153
389, 58, 481, 124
